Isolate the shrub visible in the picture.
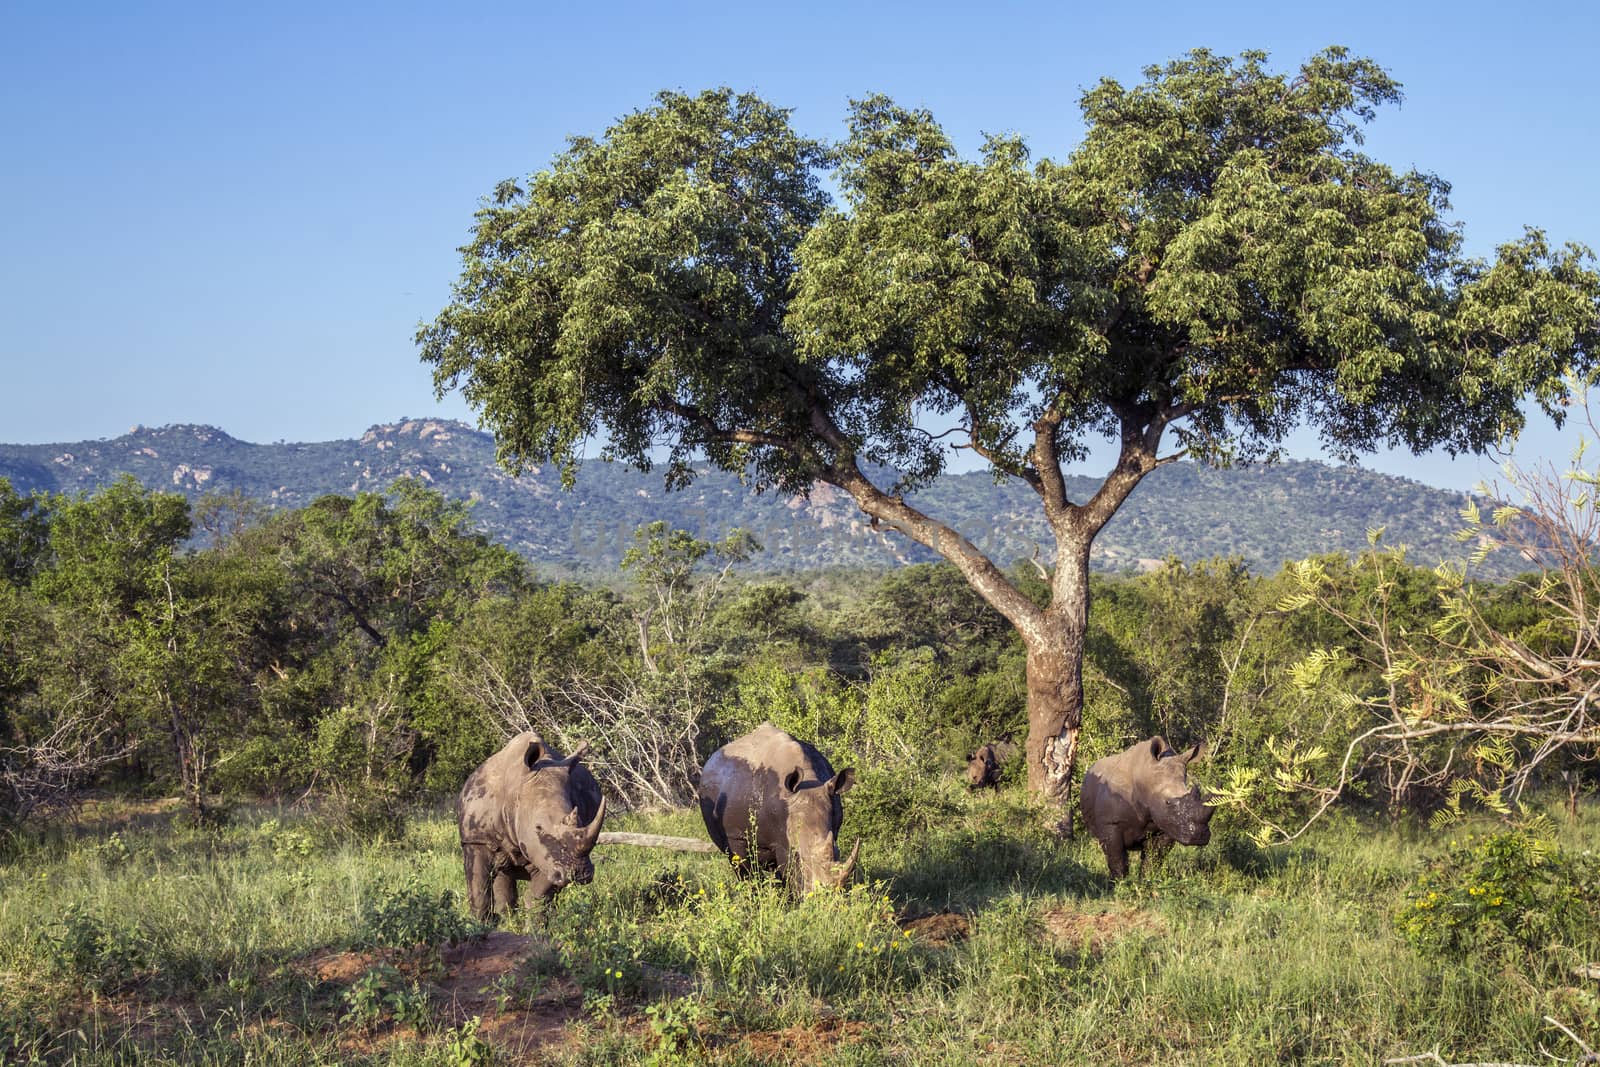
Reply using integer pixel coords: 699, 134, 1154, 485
845, 765, 963, 845
643, 996, 723, 1066
443, 1016, 495, 1066
332, 791, 409, 840
358, 881, 482, 950
341, 964, 433, 1032
44, 905, 146, 992
1394, 829, 1600, 961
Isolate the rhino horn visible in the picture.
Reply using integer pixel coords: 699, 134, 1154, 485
580, 796, 606, 851
835, 838, 861, 886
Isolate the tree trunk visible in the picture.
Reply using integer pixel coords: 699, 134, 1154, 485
1024, 532, 1092, 833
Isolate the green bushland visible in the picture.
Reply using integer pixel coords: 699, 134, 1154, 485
1, 796, 1596, 1065
4, 478, 1600, 1063
4, 476, 1591, 834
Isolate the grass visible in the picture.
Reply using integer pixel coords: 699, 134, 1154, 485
0, 790, 1596, 1065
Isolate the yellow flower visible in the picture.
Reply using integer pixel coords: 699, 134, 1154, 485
856, 941, 865, 950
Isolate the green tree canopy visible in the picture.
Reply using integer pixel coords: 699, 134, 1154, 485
420, 48, 1600, 802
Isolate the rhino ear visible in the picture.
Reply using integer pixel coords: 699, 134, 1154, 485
1182, 741, 1205, 764
1147, 736, 1168, 761
523, 740, 545, 771
784, 768, 803, 795
829, 768, 856, 796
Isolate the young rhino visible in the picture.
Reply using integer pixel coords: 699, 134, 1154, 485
697, 724, 859, 895
1081, 736, 1213, 879
965, 741, 1016, 790
457, 732, 606, 920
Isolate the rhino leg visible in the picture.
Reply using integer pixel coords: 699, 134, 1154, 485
725, 832, 755, 878
492, 868, 518, 915
462, 844, 494, 921
1100, 837, 1130, 880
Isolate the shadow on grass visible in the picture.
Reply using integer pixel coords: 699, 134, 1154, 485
866, 822, 1107, 911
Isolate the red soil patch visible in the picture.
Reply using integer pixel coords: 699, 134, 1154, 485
900, 911, 971, 946
433, 931, 584, 1054
302, 931, 585, 1058
1038, 904, 1165, 952
741, 1018, 873, 1064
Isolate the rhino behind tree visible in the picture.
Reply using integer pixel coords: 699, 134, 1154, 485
1081, 736, 1212, 879
457, 732, 606, 919
696, 723, 859, 894
965, 741, 1017, 790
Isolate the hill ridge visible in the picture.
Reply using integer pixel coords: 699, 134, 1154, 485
0, 422, 1491, 577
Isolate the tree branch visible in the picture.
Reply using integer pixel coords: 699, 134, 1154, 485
823, 460, 1046, 639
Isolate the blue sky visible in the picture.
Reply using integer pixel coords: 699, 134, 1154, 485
4, 1, 1597, 493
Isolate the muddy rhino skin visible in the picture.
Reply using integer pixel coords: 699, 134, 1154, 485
697, 724, 859, 894
1081, 736, 1212, 879
457, 732, 605, 919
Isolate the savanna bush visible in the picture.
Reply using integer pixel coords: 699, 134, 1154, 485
43, 904, 147, 992
358, 880, 482, 950
845, 765, 964, 845
1394, 829, 1600, 962
342, 963, 435, 1032
720, 659, 858, 750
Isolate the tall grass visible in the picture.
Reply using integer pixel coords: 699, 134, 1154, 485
1, 794, 1595, 1065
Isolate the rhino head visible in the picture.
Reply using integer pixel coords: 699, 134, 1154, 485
512, 740, 606, 900
1142, 737, 1213, 846
966, 745, 1000, 790
781, 766, 859, 894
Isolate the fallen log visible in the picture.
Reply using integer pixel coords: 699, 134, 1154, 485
596, 831, 717, 853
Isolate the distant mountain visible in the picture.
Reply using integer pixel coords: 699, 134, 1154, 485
0, 419, 1502, 577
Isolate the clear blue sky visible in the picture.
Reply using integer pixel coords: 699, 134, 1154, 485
4, 0, 1597, 493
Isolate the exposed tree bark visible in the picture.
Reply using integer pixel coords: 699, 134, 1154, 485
1027, 530, 1092, 822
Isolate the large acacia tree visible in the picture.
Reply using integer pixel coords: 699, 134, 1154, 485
420, 49, 1600, 808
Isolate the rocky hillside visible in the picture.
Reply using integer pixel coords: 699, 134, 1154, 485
0, 420, 1497, 576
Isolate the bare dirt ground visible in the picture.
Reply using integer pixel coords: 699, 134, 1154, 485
900, 910, 972, 946
741, 1018, 875, 1062
1038, 903, 1166, 953
301, 931, 587, 1058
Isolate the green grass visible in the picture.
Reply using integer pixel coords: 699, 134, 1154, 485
1, 794, 1596, 1065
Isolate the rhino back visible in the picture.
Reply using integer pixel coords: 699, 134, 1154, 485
457, 734, 528, 844
458, 731, 592, 847
697, 725, 838, 865
1081, 748, 1147, 844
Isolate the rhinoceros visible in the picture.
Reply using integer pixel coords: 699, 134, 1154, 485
965, 741, 1016, 790
1081, 736, 1212, 879
696, 724, 859, 894
457, 732, 605, 919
